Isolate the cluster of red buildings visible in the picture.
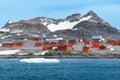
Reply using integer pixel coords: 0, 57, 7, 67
82, 40, 107, 53
2, 43, 25, 48
35, 39, 78, 51
106, 40, 120, 46
21, 38, 43, 41
3, 36, 119, 53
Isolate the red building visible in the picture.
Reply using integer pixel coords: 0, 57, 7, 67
68, 39, 79, 45
91, 41, 103, 48
35, 43, 45, 47
29, 38, 42, 41
2, 42, 25, 48
82, 46, 91, 53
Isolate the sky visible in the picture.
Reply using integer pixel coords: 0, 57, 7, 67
0, 0, 120, 29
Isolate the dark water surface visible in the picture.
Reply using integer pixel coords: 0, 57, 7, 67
0, 59, 120, 80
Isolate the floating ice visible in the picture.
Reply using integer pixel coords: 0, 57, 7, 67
20, 58, 60, 63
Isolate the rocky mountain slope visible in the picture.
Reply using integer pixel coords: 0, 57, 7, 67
1, 10, 119, 39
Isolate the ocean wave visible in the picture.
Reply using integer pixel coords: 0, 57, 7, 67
20, 58, 60, 63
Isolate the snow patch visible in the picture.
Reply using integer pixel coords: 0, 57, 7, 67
1, 36, 8, 39
33, 51, 48, 55
53, 35, 58, 37
32, 34, 39, 37
79, 15, 92, 22
47, 21, 78, 32
72, 28, 78, 31
8, 35, 12, 37
110, 48, 115, 51
42, 34, 46, 37
0, 43, 2, 47
23, 39, 28, 41
107, 46, 115, 51
10, 30, 23, 33
89, 19, 98, 23
20, 58, 60, 63
17, 34, 21, 36
8, 20, 13, 24
0, 50, 20, 55
17, 53, 28, 56
0, 28, 9, 32
47, 15, 92, 32
42, 22, 48, 26
45, 38, 63, 41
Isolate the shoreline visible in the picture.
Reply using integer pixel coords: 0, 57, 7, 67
0, 55, 120, 59
0, 48, 120, 59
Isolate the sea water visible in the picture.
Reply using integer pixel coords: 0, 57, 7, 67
0, 59, 120, 80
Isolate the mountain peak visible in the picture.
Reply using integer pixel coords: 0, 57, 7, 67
87, 10, 97, 16
83, 10, 103, 23
84, 10, 98, 18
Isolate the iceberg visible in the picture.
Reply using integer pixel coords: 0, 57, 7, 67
20, 58, 60, 63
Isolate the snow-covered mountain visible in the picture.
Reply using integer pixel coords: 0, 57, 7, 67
1, 10, 119, 39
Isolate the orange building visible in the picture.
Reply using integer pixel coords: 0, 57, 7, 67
29, 38, 42, 41
68, 39, 79, 45
42, 44, 74, 51
35, 43, 45, 47
82, 46, 91, 53
2, 43, 17, 48
56, 45, 74, 51
106, 40, 120, 46
91, 41, 103, 48
82, 39, 90, 44
66, 45, 74, 50
43, 46, 52, 51
50, 42, 59, 46
16, 43, 25, 47
2, 42, 25, 48
44, 42, 51, 46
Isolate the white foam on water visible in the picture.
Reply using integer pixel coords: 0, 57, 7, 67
20, 58, 60, 63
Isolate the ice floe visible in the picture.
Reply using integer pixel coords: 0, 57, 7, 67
20, 58, 60, 63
